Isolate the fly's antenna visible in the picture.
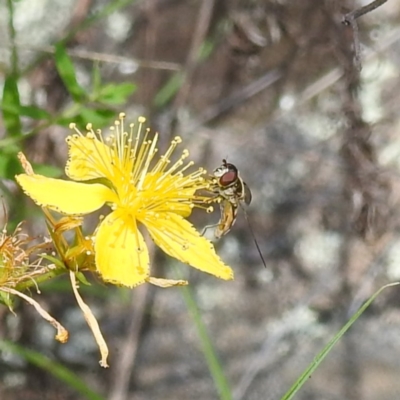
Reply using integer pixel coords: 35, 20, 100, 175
239, 203, 267, 268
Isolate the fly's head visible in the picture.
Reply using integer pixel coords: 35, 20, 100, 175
212, 159, 251, 205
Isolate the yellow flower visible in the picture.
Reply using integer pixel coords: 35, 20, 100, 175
16, 114, 233, 287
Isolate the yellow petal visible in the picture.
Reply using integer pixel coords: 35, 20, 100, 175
66, 136, 113, 181
144, 213, 233, 280
16, 174, 114, 215
95, 211, 150, 287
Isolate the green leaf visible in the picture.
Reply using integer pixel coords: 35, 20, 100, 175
0, 341, 105, 400
198, 38, 215, 61
0, 290, 13, 309
2, 75, 22, 137
75, 271, 91, 286
96, 83, 136, 105
55, 43, 86, 102
18, 105, 51, 120
41, 254, 66, 269
91, 62, 102, 93
154, 73, 184, 108
280, 282, 400, 400
32, 163, 63, 178
77, 107, 115, 127
0, 145, 58, 180
55, 107, 114, 128
1, 103, 51, 123
0, 152, 22, 179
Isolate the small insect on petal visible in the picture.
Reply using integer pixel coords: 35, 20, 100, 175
207, 159, 267, 268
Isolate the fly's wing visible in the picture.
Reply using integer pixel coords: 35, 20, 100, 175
243, 181, 252, 205
215, 199, 238, 239
236, 178, 252, 206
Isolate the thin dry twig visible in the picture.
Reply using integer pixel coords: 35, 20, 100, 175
108, 284, 150, 400
70, 271, 109, 368
343, 0, 389, 22
17, 152, 34, 176
342, 0, 389, 70
172, 0, 215, 113
193, 69, 282, 129
108, 239, 157, 400
0, 42, 181, 71
1, 287, 68, 343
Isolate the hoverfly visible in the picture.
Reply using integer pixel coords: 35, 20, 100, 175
206, 159, 266, 268
211, 159, 251, 238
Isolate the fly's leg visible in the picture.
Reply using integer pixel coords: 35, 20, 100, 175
201, 223, 219, 237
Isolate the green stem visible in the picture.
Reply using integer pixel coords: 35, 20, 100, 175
176, 266, 232, 400
15, 266, 67, 292
6, 0, 18, 75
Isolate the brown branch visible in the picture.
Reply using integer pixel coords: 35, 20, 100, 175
168, 0, 216, 137
173, 0, 215, 110
193, 69, 282, 129
108, 284, 150, 400
342, 0, 389, 70
343, 0, 388, 23
108, 238, 157, 400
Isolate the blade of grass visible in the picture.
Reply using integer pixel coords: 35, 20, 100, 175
154, 72, 185, 108
0, 340, 105, 400
6, 0, 18, 74
3, 1, 22, 138
175, 266, 232, 400
280, 282, 400, 400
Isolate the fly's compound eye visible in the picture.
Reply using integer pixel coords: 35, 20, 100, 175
218, 162, 238, 187
219, 169, 238, 187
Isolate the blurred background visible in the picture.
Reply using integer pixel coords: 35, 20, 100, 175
2, 0, 400, 399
